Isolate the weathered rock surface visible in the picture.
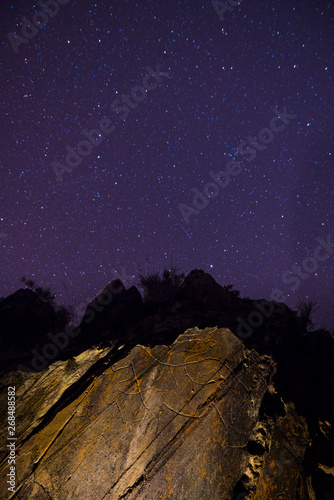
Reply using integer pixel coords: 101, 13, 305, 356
0, 326, 319, 499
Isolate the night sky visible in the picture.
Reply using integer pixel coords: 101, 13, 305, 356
1, 0, 333, 329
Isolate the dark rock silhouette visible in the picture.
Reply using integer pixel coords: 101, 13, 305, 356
176, 268, 234, 311
79, 279, 144, 344
0, 289, 56, 363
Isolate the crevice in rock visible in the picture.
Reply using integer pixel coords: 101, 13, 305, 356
33, 478, 53, 499
232, 476, 250, 499
233, 385, 282, 497
117, 473, 146, 499
259, 385, 286, 420
8, 341, 132, 453
31, 411, 77, 474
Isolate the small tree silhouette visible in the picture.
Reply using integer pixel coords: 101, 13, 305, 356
20, 277, 36, 290
54, 305, 74, 329
296, 299, 319, 332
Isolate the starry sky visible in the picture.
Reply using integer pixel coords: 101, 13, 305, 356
1, 0, 333, 329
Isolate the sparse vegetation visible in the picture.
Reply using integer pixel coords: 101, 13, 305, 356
138, 265, 185, 305
20, 277, 55, 303
221, 283, 240, 301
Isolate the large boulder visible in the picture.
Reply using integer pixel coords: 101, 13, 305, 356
176, 269, 233, 312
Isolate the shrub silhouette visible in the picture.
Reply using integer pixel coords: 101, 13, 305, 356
296, 299, 319, 332
138, 266, 185, 306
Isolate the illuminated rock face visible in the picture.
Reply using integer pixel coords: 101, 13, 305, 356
2, 326, 324, 500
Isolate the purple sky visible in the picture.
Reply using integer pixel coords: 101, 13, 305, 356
1, 0, 333, 329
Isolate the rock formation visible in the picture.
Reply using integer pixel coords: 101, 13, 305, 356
0, 289, 56, 364
0, 270, 333, 498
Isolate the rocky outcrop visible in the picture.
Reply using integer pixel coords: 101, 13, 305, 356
0, 281, 144, 372
79, 280, 144, 344
0, 272, 300, 371
176, 268, 234, 312
1, 270, 334, 498
0, 326, 330, 499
